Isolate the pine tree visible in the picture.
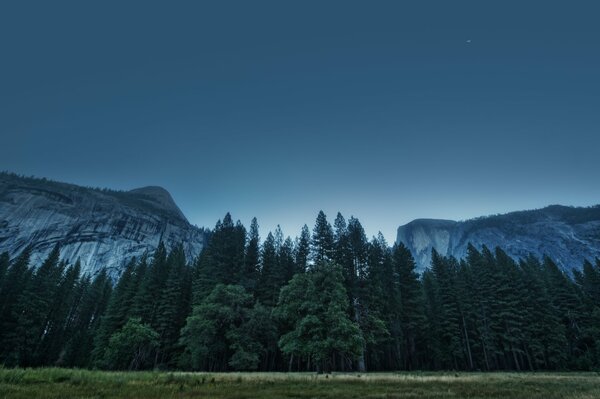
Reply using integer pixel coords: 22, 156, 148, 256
295, 224, 310, 273
257, 232, 279, 307
8, 244, 63, 366
580, 260, 600, 304
192, 214, 247, 299
519, 255, 566, 369
429, 249, 463, 369
455, 258, 477, 370
365, 233, 397, 370
543, 256, 584, 365
279, 236, 296, 284
131, 242, 168, 325
242, 217, 261, 293
333, 213, 353, 302
0, 251, 9, 291
392, 242, 425, 370
155, 244, 191, 367
0, 247, 33, 363
311, 211, 334, 264
467, 244, 498, 370
493, 247, 526, 370
93, 258, 141, 367
36, 260, 82, 365
342, 217, 373, 371
62, 269, 112, 367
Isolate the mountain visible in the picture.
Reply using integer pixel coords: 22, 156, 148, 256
397, 205, 600, 272
0, 173, 207, 277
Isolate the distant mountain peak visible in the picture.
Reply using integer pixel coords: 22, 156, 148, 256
0, 173, 206, 277
397, 204, 600, 273
129, 186, 187, 222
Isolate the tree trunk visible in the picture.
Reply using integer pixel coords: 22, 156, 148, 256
461, 314, 474, 370
353, 300, 366, 372
511, 346, 521, 371
481, 337, 490, 371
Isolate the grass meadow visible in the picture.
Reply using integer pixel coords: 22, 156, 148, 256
1, 368, 599, 398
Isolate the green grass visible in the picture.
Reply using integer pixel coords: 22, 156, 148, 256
1, 368, 599, 399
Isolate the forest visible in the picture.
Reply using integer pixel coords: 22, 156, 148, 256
1, 211, 599, 372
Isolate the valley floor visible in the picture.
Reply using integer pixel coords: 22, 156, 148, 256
1, 368, 600, 399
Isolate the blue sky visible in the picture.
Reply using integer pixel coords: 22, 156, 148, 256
1, 1, 599, 241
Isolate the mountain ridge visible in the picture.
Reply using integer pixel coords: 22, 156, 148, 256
396, 204, 600, 272
0, 172, 206, 277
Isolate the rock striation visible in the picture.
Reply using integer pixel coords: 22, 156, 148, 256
397, 205, 600, 273
0, 173, 207, 277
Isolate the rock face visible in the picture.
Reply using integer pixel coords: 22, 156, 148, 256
0, 173, 207, 277
397, 205, 600, 273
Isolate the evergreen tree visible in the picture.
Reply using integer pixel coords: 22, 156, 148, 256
155, 244, 191, 367
543, 256, 584, 366
7, 244, 63, 366
257, 232, 280, 307
519, 255, 567, 369
365, 233, 397, 370
467, 244, 499, 370
279, 236, 296, 283
311, 211, 334, 264
131, 242, 168, 325
429, 249, 463, 369
392, 242, 425, 370
61, 269, 112, 367
36, 260, 82, 365
193, 214, 247, 300
0, 247, 33, 361
242, 217, 260, 293
0, 251, 9, 291
295, 224, 311, 273
93, 258, 141, 367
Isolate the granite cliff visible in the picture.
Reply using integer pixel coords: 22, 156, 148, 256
397, 205, 600, 273
0, 173, 206, 277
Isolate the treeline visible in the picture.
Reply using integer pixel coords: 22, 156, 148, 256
1, 211, 599, 372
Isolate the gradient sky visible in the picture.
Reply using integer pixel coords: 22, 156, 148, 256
1, 1, 599, 241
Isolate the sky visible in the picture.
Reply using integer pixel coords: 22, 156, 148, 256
1, 1, 599, 242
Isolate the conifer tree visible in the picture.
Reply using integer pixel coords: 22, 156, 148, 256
257, 232, 279, 307
365, 233, 397, 370
193, 214, 247, 300
295, 224, 311, 273
0, 251, 9, 291
311, 211, 334, 264
36, 260, 82, 365
279, 236, 296, 284
61, 269, 112, 367
429, 249, 463, 369
0, 247, 33, 359
131, 242, 168, 325
8, 244, 63, 366
242, 217, 261, 293
392, 242, 425, 370
93, 258, 140, 366
155, 244, 190, 367
519, 255, 566, 369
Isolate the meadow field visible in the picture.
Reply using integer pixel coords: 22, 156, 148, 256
0, 368, 599, 399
